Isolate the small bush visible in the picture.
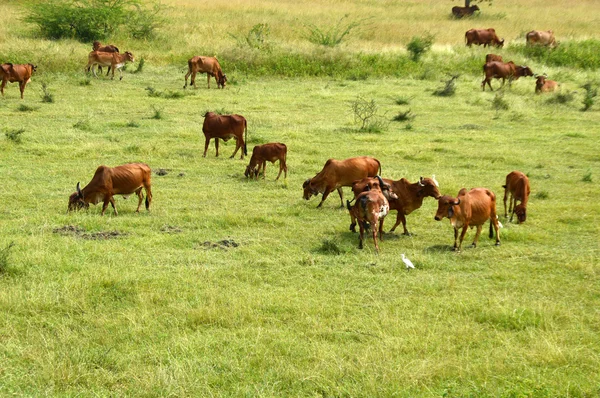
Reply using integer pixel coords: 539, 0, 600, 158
392, 109, 415, 122
0, 242, 15, 275
546, 91, 575, 105
582, 171, 592, 182
5, 128, 25, 143
73, 119, 92, 131
433, 74, 459, 97
40, 82, 54, 103
133, 57, 145, 74
151, 105, 163, 120
581, 82, 597, 111
145, 86, 184, 99
407, 34, 434, 62
304, 15, 364, 47
350, 96, 388, 132
79, 78, 92, 86
126, 120, 140, 128
491, 92, 509, 116
230, 23, 272, 51
16, 104, 36, 112
535, 191, 549, 199
395, 97, 411, 105
317, 239, 342, 255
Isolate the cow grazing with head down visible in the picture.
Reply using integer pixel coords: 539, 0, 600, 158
348, 176, 398, 235
485, 53, 503, 63
184, 56, 227, 89
535, 75, 558, 93
465, 28, 504, 48
383, 176, 441, 235
526, 30, 556, 47
85, 51, 134, 80
303, 156, 381, 208
482, 61, 534, 91
68, 163, 152, 216
346, 176, 391, 252
202, 112, 247, 159
244, 142, 287, 180
452, 5, 480, 18
91, 41, 119, 75
0, 63, 37, 99
503, 171, 530, 223
434, 188, 501, 252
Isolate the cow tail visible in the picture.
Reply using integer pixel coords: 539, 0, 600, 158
244, 119, 248, 156
145, 195, 150, 210
489, 220, 494, 239
346, 200, 352, 211
377, 159, 382, 176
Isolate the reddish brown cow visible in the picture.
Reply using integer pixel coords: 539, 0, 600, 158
434, 188, 501, 252
383, 176, 441, 235
244, 143, 288, 180
503, 171, 530, 223
485, 53, 503, 63
91, 41, 119, 75
482, 61, 534, 91
202, 112, 247, 159
535, 75, 558, 93
0, 63, 37, 99
526, 30, 556, 47
303, 156, 381, 208
184, 56, 227, 89
68, 163, 152, 216
465, 28, 504, 48
346, 180, 390, 253
85, 51, 134, 80
452, 5, 480, 18
348, 176, 398, 235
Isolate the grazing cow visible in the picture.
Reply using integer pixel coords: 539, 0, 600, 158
348, 176, 398, 235
482, 61, 534, 91
244, 142, 288, 180
0, 63, 37, 99
303, 156, 381, 208
67, 163, 152, 216
184, 56, 227, 89
346, 180, 390, 252
452, 5, 480, 18
535, 75, 558, 93
485, 53, 503, 63
202, 112, 247, 159
503, 171, 530, 223
465, 28, 504, 48
85, 51, 134, 80
382, 176, 441, 235
526, 30, 556, 47
434, 188, 501, 252
91, 41, 120, 75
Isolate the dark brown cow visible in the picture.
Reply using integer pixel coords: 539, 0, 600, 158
383, 176, 441, 235
346, 180, 390, 253
434, 188, 501, 252
526, 30, 556, 47
184, 56, 227, 89
68, 163, 152, 216
503, 171, 530, 223
485, 53, 503, 63
465, 28, 504, 48
452, 5, 480, 18
482, 61, 534, 91
202, 112, 247, 159
348, 176, 398, 235
535, 75, 558, 93
85, 51, 134, 80
244, 143, 288, 180
0, 63, 37, 99
91, 41, 119, 75
303, 156, 381, 208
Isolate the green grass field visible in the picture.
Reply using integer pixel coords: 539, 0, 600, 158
1, 0, 600, 396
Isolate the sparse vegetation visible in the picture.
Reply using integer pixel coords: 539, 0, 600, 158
230, 23, 272, 51
407, 34, 434, 61
304, 15, 364, 47
581, 82, 597, 111
350, 96, 388, 132
491, 92, 510, 116
392, 109, 415, 122
150, 105, 163, 120
133, 57, 145, 74
546, 90, 575, 105
0, 242, 15, 274
582, 170, 592, 182
4, 128, 25, 143
40, 82, 54, 103
433, 74, 459, 97
16, 104, 36, 112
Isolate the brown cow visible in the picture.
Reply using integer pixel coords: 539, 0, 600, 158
68, 163, 152, 216
202, 112, 247, 159
503, 171, 530, 223
526, 30, 556, 47
0, 63, 37, 99
535, 75, 558, 93
482, 61, 534, 91
485, 53, 503, 63
348, 176, 398, 235
303, 156, 381, 208
85, 51, 134, 80
465, 28, 504, 48
91, 41, 119, 75
184, 56, 227, 89
244, 143, 287, 180
383, 176, 441, 235
434, 188, 501, 252
452, 5, 480, 18
346, 180, 390, 253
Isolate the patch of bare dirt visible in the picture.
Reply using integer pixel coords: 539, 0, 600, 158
53, 225, 126, 240
200, 239, 240, 249
160, 225, 183, 234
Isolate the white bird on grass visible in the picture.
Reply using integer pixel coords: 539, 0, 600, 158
401, 253, 415, 270
431, 174, 440, 187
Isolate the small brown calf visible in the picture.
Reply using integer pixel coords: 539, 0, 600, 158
244, 143, 288, 180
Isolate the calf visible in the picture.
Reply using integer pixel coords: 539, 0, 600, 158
434, 188, 501, 252
68, 163, 152, 216
348, 176, 398, 235
503, 171, 530, 223
452, 5, 480, 18
202, 112, 247, 159
0, 63, 37, 99
526, 30, 556, 47
465, 28, 504, 48
346, 180, 390, 253
303, 156, 381, 208
485, 53, 503, 63
184, 56, 227, 89
91, 41, 120, 75
482, 61, 534, 91
244, 143, 287, 180
85, 51, 134, 80
535, 75, 558, 93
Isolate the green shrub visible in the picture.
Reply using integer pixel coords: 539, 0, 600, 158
392, 109, 415, 122
582, 171, 592, 182
151, 105, 163, 120
511, 40, 600, 70
5, 128, 25, 143
230, 23, 272, 51
133, 58, 145, 74
491, 92, 509, 116
407, 34, 434, 62
433, 74, 459, 97
0, 242, 15, 275
546, 91, 575, 105
350, 96, 388, 132
304, 15, 364, 47
40, 82, 54, 103
581, 82, 597, 111
17, 104, 36, 112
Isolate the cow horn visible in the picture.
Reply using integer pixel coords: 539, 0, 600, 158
418, 177, 424, 187
76, 182, 82, 197
376, 175, 386, 189
452, 198, 461, 206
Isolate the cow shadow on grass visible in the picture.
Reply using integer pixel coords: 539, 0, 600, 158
424, 244, 455, 253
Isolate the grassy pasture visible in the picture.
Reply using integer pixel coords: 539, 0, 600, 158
1, 0, 600, 396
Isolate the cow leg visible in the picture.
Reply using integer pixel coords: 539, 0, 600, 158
510, 196, 517, 222
92, 64, 98, 78
452, 227, 459, 251
275, 161, 283, 181
261, 161, 267, 179
372, 220, 380, 253
317, 187, 333, 208
472, 225, 483, 248
503, 189, 509, 217
358, 222, 365, 249
106, 66, 112, 76
19, 81, 26, 99
491, 218, 501, 246
109, 197, 118, 216
144, 184, 152, 211
457, 225, 468, 252
0, 78, 6, 96
135, 187, 143, 212
207, 74, 211, 89
215, 138, 220, 157
336, 187, 345, 208
184, 70, 191, 88
203, 137, 210, 157
230, 139, 240, 159
101, 197, 111, 216
378, 218, 385, 241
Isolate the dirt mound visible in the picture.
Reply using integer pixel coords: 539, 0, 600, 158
201, 239, 240, 249
53, 225, 126, 240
